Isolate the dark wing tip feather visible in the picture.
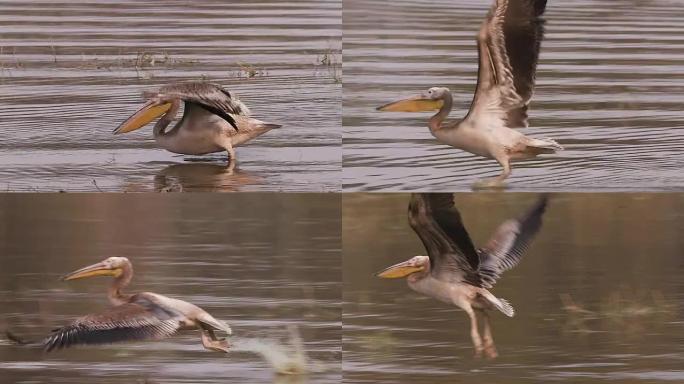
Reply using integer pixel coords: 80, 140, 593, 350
520, 194, 549, 224
193, 102, 239, 131
410, 193, 481, 277
533, 0, 548, 16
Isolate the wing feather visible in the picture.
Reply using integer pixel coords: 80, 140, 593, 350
149, 82, 251, 131
477, 195, 548, 287
409, 194, 482, 285
44, 300, 182, 352
464, 0, 547, 129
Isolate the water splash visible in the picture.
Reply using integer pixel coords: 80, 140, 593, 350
231, 325, 315, 376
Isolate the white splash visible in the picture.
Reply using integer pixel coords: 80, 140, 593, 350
231, 325, 313, 376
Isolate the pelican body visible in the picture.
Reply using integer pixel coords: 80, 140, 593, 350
114, 82, 281, 168
377, 0, 561, 188
44, 257, 232, 353
377, 194, 548, 358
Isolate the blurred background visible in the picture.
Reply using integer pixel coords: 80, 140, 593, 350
343, 193, 684, 383
0, 193, 341, 383
343, 0, 684, 191
0, 0, 341, 192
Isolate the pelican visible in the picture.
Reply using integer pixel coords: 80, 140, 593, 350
376, 194, 547, 358
44, 257, 232, 353
113, 82, 281, 169
377, 0, 561, 188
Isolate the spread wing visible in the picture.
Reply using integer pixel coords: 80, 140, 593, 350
151, 82, 252, 131
408, 193, 482, 286
44, 296, 183, 352
462, 0, 547, 129
478, 195, 548, 287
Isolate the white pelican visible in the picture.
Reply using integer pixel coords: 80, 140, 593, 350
377, 194, 548, 358
44, 257, 232, 353
377, 0, 561, 188
114, 82, 281, 169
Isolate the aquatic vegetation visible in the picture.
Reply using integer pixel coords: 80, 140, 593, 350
560, 290, 678, 336
315, 47, 341, 83
234, 62, 267, 78
356, 330, 400, 356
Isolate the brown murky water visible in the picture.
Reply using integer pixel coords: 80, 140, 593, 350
343, 0, 684, 191
0, 0, 341, 192
0, 194, 341, 383
343, 193, 684, 383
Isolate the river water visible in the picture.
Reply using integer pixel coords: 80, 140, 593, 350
0, 0, 341, 192
343, 193, 684, 382
0, 193, 341, 383
343, 0, 684, 191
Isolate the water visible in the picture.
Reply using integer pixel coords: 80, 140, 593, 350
343, 193, 684, 382
0, 0, 341, 192
0, 194, 341, 383
342, 0, 684, 191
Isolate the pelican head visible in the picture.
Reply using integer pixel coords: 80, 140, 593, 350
376, 87, 449, 112
113, 98, 173, 135
376, 255, 430, 280
62, 257, 131, 281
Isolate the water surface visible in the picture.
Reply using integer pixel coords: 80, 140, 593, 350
0, 194, 341, 383
343, 0, 684, 191
0, 0, 341, 192
343, 193, 684, 382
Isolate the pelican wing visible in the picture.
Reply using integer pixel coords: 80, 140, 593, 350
477, 195, 548, 287
463, 0, 547, 128
409, 193, 482, 285
44, 298, 182, 352
153, 82, 251, 131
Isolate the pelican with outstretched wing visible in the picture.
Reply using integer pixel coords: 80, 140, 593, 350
114, 82, 281, 169
377, 194, 547, 358
377, 0, 560, 188
44, 257, 232, 353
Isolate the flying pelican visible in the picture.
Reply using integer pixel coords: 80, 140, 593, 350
377, 0, 561, 188
113, 82, 281, 169
44, 257, 232, 353
376, 194, 547, 358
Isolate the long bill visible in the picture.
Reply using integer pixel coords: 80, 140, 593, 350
62, 261, 122, 281
375, 260, 424, 279
376, 95, 444, 112
113, 100, 172, 134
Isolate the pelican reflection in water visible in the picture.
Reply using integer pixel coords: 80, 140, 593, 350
377, 194, 547, 358
377, 0, 561, 188
114, 82, 281, 170
153, 162, 260, 192
44, 257, 232, 353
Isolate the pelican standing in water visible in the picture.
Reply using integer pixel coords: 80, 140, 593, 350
377, 0, 561, 188
377, 194, 548, 358
114, 82, 281, 169
44, 257, 232, 353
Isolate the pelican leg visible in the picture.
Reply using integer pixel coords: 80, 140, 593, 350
472, 156, 511, 189
226, 146, 236, 166
465, 307, 484, 358
222, 146, 237, 172
200, 329, 230, 353
216, 137, 237, 171
480, 310, 498, 359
